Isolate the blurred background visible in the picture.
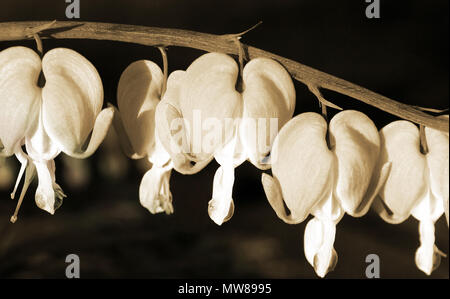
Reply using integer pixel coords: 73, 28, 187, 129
0, 0, 448, 278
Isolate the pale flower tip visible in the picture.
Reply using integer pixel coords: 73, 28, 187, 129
415, 245, 443, 276
139, 165, 174, 215
35, 194, 55, 215
140, 193, 173, 215
10, 215, 17, 224
312, 249, 338, 278
207, 199, 224, 226
207, 199, 234, 226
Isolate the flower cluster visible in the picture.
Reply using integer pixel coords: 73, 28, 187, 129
0, 45, 448, 277
0, 46, 113, 222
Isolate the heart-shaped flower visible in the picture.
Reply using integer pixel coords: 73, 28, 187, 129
0, 46, 113, 221
373, 118, 449, 275
113, 60, 173, 214
262, 110, 390, 277
156, 52, 295, 225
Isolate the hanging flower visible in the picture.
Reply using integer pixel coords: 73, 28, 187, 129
262, 110, 391, 277
0, 46, 113, 222
155, 52, 295, 225
113, 60, 173, 214
372, 118, 449, 275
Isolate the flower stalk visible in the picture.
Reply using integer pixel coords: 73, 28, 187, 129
0, 21, 447, 132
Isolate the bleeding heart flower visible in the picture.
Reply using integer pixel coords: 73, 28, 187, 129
113, 59, 173, 214
156, 52, 295, 225
262, 110, 390, 277
373, 118, 449, 275
0, 46, 113, 221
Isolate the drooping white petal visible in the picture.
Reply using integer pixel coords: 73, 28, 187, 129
412, 216, 446, 275
305, 188, 344, 278
178, 53, 242, 150
375, 119, 447, 275
25, 109, 61, 162
261, 173, 299, 224
304, 216, 339, 278
376, 121, 428, 222
139, 160, 174, 215
41, 48, 106, 155
208, 164, 235, 225
176, 53, 242, 162
117, 60, 163, 158
267, 113, 335, 223
66, 107, 114, 159
208, 135, 242, 225
156, 71, 213, 174
329, 110, 381, 215
351, 161, 392, 217
110, 103, 141, 159
410, 180, 445, 275
33, 159, 66, 215
0, 46, 41, 156
240, 58, 296, 169
425, 120, 449, 225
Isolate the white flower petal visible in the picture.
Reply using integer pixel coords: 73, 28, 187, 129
177, 53, 242, 160
41, 48, 104, 154
376, 120, 428, 220
208, 164, 235, 226
329, 110, 380, 215
33, 160, 66, 214
240, 58, 296, 168
156, 71, 209, 173
110, 103, 143, 159
139, 161, 174, 215
25, 110, 61, 161
0, 46, 41, 156
261, 173, 301, 224
117, 60, 163, 157
352, 162, 391, 217
304, 217, 338, 278
65, 107, 114, 159
413, 218, 446, 275
268, 112, 335, 223
208, 133, 243, 225
425, 118, 449, 225
179, 53, 242, 141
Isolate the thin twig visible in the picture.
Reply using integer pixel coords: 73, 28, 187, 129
0, 21, 447, 132
157, 46, 168, 97
419, 125, 429, 155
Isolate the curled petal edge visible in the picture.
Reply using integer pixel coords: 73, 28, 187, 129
372, 196, 411, 224
109, 103, 143, 159
157, 102, 213, 174
350, 162, 392, 217
261, 173, 305, 224
139, 162, 174, 215
64, 107, 114, 159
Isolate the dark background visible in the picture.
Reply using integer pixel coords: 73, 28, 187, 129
0, 0, 448, 278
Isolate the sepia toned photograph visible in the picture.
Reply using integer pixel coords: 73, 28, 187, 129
0, 0, 448, 286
